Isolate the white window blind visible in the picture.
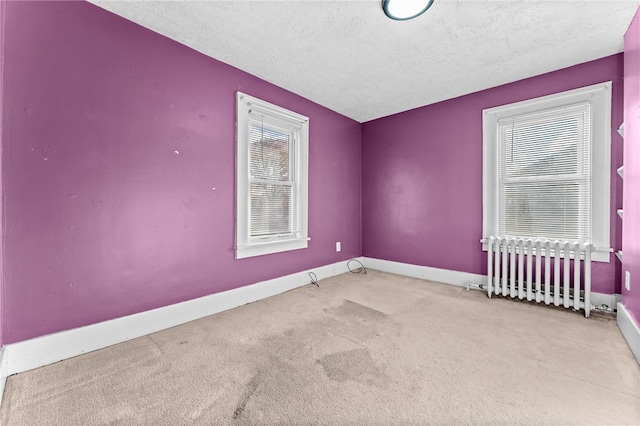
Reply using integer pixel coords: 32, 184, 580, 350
497, 103, 591, 242
248, 115, 298, 239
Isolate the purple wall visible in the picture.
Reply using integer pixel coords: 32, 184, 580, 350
362, 55, 624, 295
623, 10, 640, 326
0, 0, 6, 349
0, 1, 362, 345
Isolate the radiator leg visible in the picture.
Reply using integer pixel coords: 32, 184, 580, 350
509, 239, 517, 299
487, 237, 494, 298
563, 241, 571, 309
584, 245, 592, 318
535, 240, 542, 303
517, 239, 524, 300
526, 239, 533, 301
553, 241, 561, 307
502, 239, 508, 297
495, 238, 501, 296
544, 240, 551, 305
573, 242, 581, 311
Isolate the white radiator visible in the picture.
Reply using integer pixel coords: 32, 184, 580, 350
486, 237, 594, 318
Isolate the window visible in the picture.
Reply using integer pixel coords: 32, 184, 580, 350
482, 82, 611, 262
236, 92, 309, 259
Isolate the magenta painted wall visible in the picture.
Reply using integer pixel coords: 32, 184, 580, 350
623, 10, 640, 326
0, 1, 361, 345
362, 54, 624, 295
0, 0, 6, 348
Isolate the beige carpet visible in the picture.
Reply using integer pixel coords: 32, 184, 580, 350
1, 270, 639, 425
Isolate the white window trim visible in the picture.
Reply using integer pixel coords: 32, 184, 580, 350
236, 92, 309, 259
482, 82, 612, 262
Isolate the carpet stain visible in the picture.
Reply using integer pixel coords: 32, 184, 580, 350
318, 299, 400, 345
232, 373, 261, 419
318, 348, 379, 382
333, 300, 388, 321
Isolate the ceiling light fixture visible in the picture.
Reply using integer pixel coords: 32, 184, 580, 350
382, 0, 434, 21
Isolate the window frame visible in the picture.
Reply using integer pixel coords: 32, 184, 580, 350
482, 82, 612, 262
236, 92, 309, 259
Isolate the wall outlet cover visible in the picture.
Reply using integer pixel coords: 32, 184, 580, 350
625, 271, 631, 291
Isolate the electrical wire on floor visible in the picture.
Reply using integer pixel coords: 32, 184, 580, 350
347, 259, 367, 274
309, 271, 319, 287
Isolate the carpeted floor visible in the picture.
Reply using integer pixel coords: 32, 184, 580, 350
1, 269, 639, 425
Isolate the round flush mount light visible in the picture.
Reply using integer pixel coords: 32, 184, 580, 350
382, 0, 434, 20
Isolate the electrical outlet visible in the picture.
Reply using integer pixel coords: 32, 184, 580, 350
336, 242, 341, 252
625, 271, 631, 291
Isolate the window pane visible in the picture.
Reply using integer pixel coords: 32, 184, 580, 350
250, 182, 292, 237
501, 181, 586, 241
250, 124, 290, 182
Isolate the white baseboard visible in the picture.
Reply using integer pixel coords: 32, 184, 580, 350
0, 347, 6, 406
0, 257, 364, 398
617, 303, 640, 365
591, 293, 621, 312
361, 257, 486, 288
361, 256, 620, 312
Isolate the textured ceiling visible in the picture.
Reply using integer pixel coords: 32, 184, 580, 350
88, 0, 640, 122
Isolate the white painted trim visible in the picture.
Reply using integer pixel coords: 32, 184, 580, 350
0, 347, 6, 406
361, 257, 486, 288
591, 293, 621, 311
0, 258, 363, 400
617, 303, 640, 365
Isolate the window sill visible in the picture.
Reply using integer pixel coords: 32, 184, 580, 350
480, 239, 612, 263
236, 238, 309, 259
